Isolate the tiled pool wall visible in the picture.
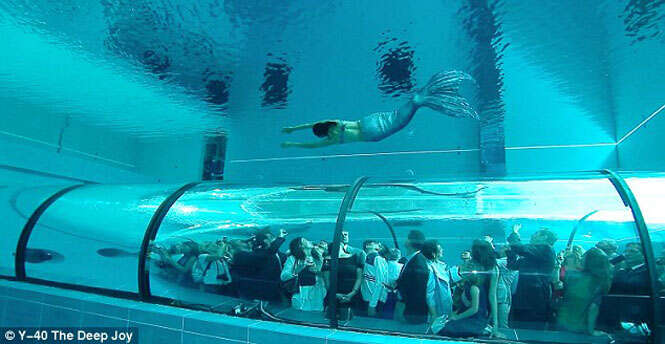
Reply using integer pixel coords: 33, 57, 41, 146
0, 280, 457, 344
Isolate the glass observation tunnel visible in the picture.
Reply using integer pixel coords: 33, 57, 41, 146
2, 171, 665, 344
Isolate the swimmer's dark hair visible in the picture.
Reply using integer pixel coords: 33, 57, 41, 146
312, 121, 337, 137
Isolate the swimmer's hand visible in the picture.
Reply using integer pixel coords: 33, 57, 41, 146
281, 142, 295, 148
282, 127, 294, 134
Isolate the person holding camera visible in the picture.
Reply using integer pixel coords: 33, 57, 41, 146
192, 240, 233, 293
233, 228, 288, 302
281, 237, 327, 311
505, 224, 557, 330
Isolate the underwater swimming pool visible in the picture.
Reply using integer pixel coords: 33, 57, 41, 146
1, 0, 665, 343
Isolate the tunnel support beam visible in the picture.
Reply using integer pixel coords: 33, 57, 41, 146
602, 169, 660, 342
15, 184, 85, 280
138, 182, 199, 300
327, 176, 369, 328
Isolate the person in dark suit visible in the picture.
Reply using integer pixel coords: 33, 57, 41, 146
506, 224, 557, 330
610, 242, 649, 295
233, 228, 288, 302
598, 242, 651, 330
396, 230, 436, 324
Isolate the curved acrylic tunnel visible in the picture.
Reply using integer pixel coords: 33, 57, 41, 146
4, 172, 665, 343
22, 184, 182, 292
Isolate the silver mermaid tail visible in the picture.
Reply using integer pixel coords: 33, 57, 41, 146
414, 70, 479, 120
359, 71, 478, 142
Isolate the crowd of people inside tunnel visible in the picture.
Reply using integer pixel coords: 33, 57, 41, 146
148, 223, 654, 340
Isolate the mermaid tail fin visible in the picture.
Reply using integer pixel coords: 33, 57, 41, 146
414, 71, 479, 120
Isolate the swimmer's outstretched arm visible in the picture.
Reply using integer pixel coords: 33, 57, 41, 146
282, 123, 313, 133
282, 139, 335, 148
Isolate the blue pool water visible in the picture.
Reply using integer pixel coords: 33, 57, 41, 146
0, 0, 663, 180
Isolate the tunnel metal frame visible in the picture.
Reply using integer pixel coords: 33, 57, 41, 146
327, 176, 370, 328
14, 184, 86, 280
602, 169, 661, 343
138, 182, 200, 300
2, 171, 662, 343
12, 183, 142, 300
11, 184, 142, 299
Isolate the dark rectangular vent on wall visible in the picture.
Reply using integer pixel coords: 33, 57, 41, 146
202, 136, 226, 181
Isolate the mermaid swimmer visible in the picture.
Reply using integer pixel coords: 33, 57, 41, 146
281, 70, 478, 148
